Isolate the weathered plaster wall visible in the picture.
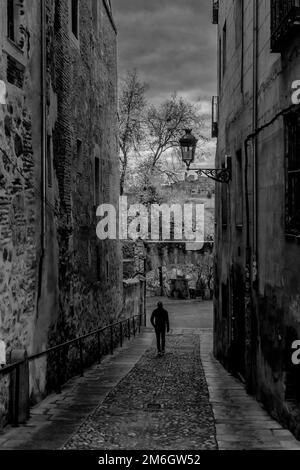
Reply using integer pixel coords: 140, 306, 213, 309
215, 0, 300, 437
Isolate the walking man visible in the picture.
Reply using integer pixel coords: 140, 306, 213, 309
151, 302, 170, 356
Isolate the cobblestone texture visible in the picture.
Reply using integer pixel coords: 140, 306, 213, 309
63, 334, 218, 450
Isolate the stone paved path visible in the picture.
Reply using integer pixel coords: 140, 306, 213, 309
0, 311, 300, 450
63, 333, 217, 450
199, 330, 300, 450
0, 331, 154, 450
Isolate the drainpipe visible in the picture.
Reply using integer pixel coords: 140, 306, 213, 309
41, 0, 46, 249
242, 0, 259, 393
144, 259, 147, 326
252, 0, 259, 286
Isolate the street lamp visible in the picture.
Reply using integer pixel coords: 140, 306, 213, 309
179, 129, 198, 169
179, 129, 232, 184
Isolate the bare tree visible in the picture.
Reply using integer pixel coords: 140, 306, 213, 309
144, 94, 206, 172
119, 70, 148, 194
120, 83, 210, 204
127, 94, 208, 204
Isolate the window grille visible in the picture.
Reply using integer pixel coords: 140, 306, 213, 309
271, 0, 300, 52
285, 110, 300, 235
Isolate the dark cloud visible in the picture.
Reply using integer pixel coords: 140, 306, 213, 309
112, 0, 217, 104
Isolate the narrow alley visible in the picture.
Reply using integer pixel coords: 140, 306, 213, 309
1, 0, 300, 460
0, 299, 299, 451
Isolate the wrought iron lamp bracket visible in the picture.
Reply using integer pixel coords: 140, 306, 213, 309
196, 168, 231, 184
185, 156, 232, 184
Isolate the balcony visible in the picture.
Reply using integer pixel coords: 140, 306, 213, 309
271, 0, 300, 52
212, 96, 219, 138
212, 0, 219, 25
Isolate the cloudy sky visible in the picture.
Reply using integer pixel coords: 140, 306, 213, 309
112, 0, 217, 107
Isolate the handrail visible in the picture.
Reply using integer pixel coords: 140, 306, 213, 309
0, 313, 146, 378
0, 360, 25, 377
0, 311, 146, 426
28, 316, 138, 361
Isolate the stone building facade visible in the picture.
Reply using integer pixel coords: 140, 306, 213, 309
0, 0, 122, 424
214, 0, 300, 437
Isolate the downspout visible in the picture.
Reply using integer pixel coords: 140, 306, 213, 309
37, 0, 47, 305
41, 0, 46, 248
144, 258, 147, 326
252, 0, 259, 286
243, 0, 259, 392
244, 139, 253, 392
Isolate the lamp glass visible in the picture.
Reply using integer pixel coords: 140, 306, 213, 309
181, 146, 194, 164
179, 129, 197, 167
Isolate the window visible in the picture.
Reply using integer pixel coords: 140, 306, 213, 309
7, 0, 21, 45
212, 0, 219, 24
271, 0, 300, 53
71, 0, 79, 39
222, 22, 227, 76
95, 156, 100, 206
7, 0, 15, 41
235, 149, 243, 226
285, 110, 300, 235
6, 54, 25, 88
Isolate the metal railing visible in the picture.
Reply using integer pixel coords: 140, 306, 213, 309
0, 312, 146, 426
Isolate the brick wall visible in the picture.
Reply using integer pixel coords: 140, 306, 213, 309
38, 0, 122, 394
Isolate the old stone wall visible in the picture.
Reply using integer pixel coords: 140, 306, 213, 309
0, 0, 42, 427
0, 0, 122, 423
146, 243, 214, 297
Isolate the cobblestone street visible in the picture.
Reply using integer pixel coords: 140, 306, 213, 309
63, 333, 217, 450
0, 300, 299, 451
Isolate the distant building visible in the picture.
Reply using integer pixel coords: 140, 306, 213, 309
213, 0, 300, 437
164, 174, 215, 198
0, 0, 122, 424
